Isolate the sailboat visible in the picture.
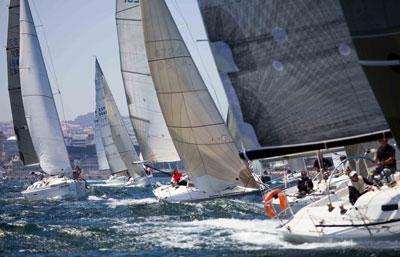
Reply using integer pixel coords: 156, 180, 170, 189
140, 0, 260, 202
115, 0, 180, 171
7, 0, 86, 201
198, 0, 400, 241
94, 59, 149, 187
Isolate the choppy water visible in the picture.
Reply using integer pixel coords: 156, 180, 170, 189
1, 178, 400, 257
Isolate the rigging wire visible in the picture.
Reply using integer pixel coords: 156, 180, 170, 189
30, 0, 68, 124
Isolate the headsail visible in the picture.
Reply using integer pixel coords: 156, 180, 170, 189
199, 0, 390, 159
94, 110, 110, 171
340, 0, 400, 146
95, 59, 128, 176
95, 59, 144, 178
115, 0, 179, 163
7, 0, 39, 165
103, 76, 144, 178
141, 0, 257, 192
19, 0, 71, 175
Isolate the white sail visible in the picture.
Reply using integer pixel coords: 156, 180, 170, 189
141, 0, 257, 192
165, 0, 229, 121
19, 0, 71, 176
116, 0, 180, 163
94, 112, 110, 171
103, 76, 144, 178
95, 59, 128, 176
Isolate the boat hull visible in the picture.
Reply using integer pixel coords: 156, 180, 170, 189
153, 184, 260, 203
279, 181, 400, 242
22, 178, 87, 201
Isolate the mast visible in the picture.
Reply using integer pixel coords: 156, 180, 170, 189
141, 0, 257, 192
115, 0, 179, 163
19, 0, 71, 175
7, 0, 38, 165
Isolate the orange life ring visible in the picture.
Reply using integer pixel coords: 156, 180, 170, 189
263, 189, 289, 218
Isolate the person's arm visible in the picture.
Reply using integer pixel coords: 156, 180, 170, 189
383, 148, 395, 165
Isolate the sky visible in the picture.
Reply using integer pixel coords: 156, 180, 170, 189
0, 0, 128, 122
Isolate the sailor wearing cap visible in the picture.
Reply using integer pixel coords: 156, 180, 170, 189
348, 171, 374, 205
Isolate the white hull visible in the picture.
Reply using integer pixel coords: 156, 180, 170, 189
278, 179, 400, 242
22, 177, 87, 201
153, 184, 259, 203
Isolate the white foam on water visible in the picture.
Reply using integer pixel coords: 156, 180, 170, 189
106, 198, 158, 208
88, 195, 106, 201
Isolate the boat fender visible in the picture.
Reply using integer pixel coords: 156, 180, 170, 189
263, 189, 289, 218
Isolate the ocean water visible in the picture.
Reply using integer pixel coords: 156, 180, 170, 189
1, 178, 399, 257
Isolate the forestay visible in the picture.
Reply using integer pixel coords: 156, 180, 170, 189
199, 0, 390, 158
116, 0, 179, 163
141, 0, 257, 192
19, 0, 71, 175
95, 59, 128, 176
7, 0, 39, 165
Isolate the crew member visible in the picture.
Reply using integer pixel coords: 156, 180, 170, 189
171, 168, 186, 186
297, 170, 313, 195
375, 138, 397, 176
348, 171, 373, 205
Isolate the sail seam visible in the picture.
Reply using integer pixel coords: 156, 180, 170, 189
22, 94, 53, 99
168, 122, 225, 129
157, 88, 207, 94
148, 55, 191, 62
121, 69, 150, 76
116, 5, 139, 14
116, 18, 141, 22
172, 138, 234, 146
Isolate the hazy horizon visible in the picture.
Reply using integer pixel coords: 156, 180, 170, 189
0, 0, 129, 122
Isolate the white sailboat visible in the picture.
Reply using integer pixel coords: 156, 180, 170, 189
141, 0, 260, 202
6, 0, 86, 201
198, 0, 400, 241
94, 59, 148, 187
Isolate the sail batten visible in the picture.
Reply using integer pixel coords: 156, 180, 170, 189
116, 0, 180, 163
141, 0, 257, 192
18, 0, 71, 175
7, 0, 38, 165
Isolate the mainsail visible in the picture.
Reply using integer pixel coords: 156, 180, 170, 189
141, 0, 257, 192
95, 59, 144, 178
199, 0, 391, 159
115, 0, 179, 163
7, 0, 38, 165
19, 0, 71, 175
339, 0, 400, 147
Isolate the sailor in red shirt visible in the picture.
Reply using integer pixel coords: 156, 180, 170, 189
171, 168, 184, 186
